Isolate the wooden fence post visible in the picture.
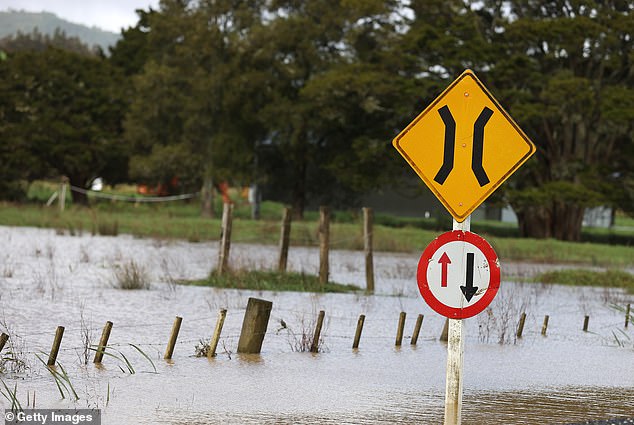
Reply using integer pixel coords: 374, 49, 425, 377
208, 309, 227, 359
164, 316, 183, 360
318, 207, 330, 285
47, 326, 65, 366
310, 310, 326, 353
237, 298, 272, 354
278, 207, 292, 272
541, 315, 549, 336
352, 314, 365, 349
516, 312, 527, 338
626, 304, 630, 328
217, 203, 233, 275
0, 333, 8, 353
395, 312, 406, 346
411, 314, 424, 345
59, 176, 69, 213
93, 321, 113, 364
583, 315, 589, 332
362, 207, 375, 293
440, 318, 449, 342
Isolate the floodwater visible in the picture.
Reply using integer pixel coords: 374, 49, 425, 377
0, 225, 632, 424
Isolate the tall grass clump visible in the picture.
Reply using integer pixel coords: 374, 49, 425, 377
535, 269, 634, 293
111, 261, 150, 290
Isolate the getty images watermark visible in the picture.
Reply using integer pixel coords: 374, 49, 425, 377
4, 409, 101, 425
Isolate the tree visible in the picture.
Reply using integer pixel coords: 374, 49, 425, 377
0, 44, 128, 202
121, 0, 268, 216
253, 0, 409, 218
485, 0, 634, 240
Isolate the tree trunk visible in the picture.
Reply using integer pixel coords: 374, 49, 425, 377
515, 203, 585, 241
516, 205, 552, 239
201, 176, 215, 219
550, 203, 584, 242
67, 175, 89, 206
291, 157, 307, 220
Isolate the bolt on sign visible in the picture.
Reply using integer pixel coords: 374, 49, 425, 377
392, 69, 536, 222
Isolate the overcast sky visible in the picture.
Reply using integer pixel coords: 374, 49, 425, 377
0, 0, 160, 33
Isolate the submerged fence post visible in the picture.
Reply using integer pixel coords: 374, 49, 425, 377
237, 298, 272, 354
363, 207, 374, 293
352, 314, 365, 349
318, 207, 330, 285
93, 321, 113, 364
310, 310, 326, 353
411, 314, 424, 346
208, 309, 227, 359
516, 312, 527, 338
395, 312, 406, 346
626, 304, 630, 328
541, 315, 549, 336
47, 326, 65, 366
278, 207, 292, 272
0, 333, 8, 353
164, 316, 183, 360
583, 315, 590, 332
440, 318, 449, 342
217, 203, 233, 275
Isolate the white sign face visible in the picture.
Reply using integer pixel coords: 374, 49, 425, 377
425, 240, 491, 309
417, 231, 500, 319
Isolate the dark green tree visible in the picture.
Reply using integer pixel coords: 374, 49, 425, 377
0, 45, 127, 202
485, 0, 634, 240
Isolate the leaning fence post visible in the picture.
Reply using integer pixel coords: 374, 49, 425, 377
362, 207, 375, 293
47, 326, 65, 366
217, 203, 233, 275
516, 312, 527, 338
395, 312, 406, 346
310, 310, 326, 353
93, 321, 113, 364
541, 315, 549, 336
0, 333, 8, 353
318, 207, 330, 285
237, 298, 273, 354
164, 316, 183, 360
208, 309, 227, 359
583, 315, 590, 332
278, 207, 292, 272
411, 314, 424, 345
352, 314, 365, 349
440, 318, 449, 342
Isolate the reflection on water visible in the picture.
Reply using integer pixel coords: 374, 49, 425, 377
0, 226, 632, 424
156, 387, 633, 424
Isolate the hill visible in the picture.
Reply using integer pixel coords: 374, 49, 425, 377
0, 10, 120, 51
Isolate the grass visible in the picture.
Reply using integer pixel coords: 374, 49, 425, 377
111, 260, 150, 290
1, 193, 633, 267
535, 269, 634, 293
185, 270, 361, 293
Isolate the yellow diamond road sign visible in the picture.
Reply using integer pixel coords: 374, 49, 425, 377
393, 69, 536, 222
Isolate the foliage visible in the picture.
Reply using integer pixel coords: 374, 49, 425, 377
0, 35, 129, 201
535, 269, 634, 293
187, 270, 360, 293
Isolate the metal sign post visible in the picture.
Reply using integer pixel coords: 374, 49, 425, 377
392, 69, 536, 425
445, 215, 469, 425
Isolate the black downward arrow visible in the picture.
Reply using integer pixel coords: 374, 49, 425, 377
460, 252, 478, 302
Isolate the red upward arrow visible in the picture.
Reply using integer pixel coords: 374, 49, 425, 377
438, 252, 451, 287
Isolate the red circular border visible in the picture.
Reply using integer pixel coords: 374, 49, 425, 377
416, 231, 500, 319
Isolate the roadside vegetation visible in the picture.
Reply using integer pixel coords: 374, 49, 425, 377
1, 183, 633, 270
185, 270, 360, 293
535, 269, 634, 294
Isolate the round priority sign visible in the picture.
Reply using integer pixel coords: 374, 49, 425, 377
417, 231, 500, 319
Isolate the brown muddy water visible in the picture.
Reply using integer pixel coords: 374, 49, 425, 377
0, 226, 632, 424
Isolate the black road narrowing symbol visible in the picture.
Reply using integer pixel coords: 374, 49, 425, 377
433, 105, 493, 187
